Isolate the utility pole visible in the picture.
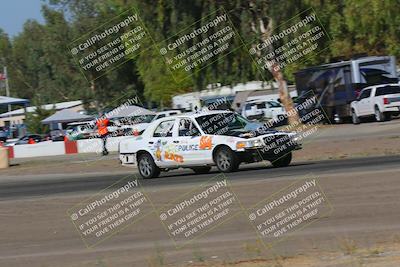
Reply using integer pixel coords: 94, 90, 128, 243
3, 66, 11, 113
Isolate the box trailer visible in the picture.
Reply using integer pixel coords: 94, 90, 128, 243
294, 56, 398, 122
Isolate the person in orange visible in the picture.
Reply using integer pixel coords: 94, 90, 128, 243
96, 115, 110, 155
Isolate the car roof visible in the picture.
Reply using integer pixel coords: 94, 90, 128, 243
152, 110, 233, 122
362, 83, 400, 90
182, 110, 233, 118
246, 99, 278, 104
141, 110, 235, 137
157, 110, 181, 114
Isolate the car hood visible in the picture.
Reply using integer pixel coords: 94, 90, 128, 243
222, 122, 282, 138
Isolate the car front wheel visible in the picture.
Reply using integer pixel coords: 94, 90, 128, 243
138, 153, 160, 179
214, 146, 239, 172
271, 152, 292, 168
351, 109, 360, 124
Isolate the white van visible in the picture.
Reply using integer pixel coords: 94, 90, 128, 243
241, 100, 286, 121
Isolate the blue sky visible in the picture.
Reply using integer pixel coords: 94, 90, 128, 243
0, 0, 45, 37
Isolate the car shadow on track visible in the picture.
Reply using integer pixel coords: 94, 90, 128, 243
146, 162, 314, 180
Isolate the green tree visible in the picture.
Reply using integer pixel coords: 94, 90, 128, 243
25, 105, 56, 134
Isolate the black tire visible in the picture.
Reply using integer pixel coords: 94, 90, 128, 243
137, 153, 160, 179
191, 166, 211, 174
271, 152, 292, 168
374, 106, 386, 122
351, 109, 360, 124
214, 146, 239, 172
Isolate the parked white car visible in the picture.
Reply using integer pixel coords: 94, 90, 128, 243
109, 114, 155, 135
351, 84, 400, 124
107, 111, 182, 137
66, 122, 96, 140
119, 111, 301, 178
242, 100, 286, 121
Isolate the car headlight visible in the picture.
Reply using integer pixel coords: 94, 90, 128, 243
236, 139, 263, 149
289, 133, 300, 143
252, 139, 264, 147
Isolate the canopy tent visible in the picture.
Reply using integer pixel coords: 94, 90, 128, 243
0, 100, 82, 118
107, 105, 155, 119
42, 109, 93, 124
0, 96, 29, 106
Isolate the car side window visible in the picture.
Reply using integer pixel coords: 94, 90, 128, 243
359, 89, 371, 99
153, 120, 175, 137
257, 103, 266, 109
178, 119, 200, 137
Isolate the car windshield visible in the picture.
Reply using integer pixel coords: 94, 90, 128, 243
196, 113, 250, 135
268, 101, 282, 107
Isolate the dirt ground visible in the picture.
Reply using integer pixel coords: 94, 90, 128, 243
184, 243, 400, 267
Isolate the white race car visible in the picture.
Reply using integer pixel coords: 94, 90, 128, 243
119, 111, 301, 178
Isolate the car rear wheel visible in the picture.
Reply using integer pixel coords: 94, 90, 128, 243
375, 106, 386, 122
191, 166, 211, 174
214, 146, 239, 172
351, 109, 360, 124
271, 152, 292, 168
138, 153, 160, 179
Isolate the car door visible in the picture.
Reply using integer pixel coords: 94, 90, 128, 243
243, 103, 252, 117
357, 89, 372, 116
174, 118, 213, 166
362, 88, 374, 115
150, 119, 179, 167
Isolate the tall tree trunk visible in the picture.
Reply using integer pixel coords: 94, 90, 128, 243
248, 0, 300, 126
268, 63, 299, 125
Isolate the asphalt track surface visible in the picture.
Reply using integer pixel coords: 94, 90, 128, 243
1, 155, 399, 199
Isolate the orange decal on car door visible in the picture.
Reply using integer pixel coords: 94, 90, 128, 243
199, 136, 212, 150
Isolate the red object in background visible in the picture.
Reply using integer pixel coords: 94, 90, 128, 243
28, 138, 36, 144
8, 146, 14, 159
133, 129, 139, 136
64, 140, 78, 154
0, 73, 6, 80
